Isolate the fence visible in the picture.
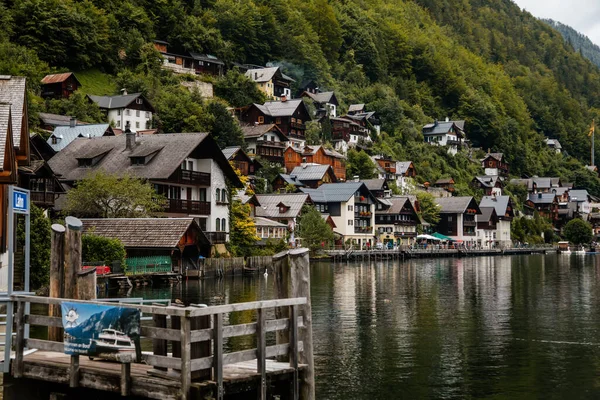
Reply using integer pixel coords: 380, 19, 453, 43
186, 256, 273, 278
11, 294, 307, 400
126, 255, 172, 275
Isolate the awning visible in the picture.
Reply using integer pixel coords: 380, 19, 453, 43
432, 232, 455, 241
416, 234, 441, 241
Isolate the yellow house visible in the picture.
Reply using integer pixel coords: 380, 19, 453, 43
245, 67, 294, 101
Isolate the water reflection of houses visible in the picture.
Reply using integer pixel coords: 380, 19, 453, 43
81, 218, 210, 274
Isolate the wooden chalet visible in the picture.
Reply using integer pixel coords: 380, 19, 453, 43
241, 99, 311, 148
434, 178, 455, 193
153, 40, 224, 76
241, 124, 288, 164
434, 197, 481, 243
81, 218, 210, 273
221, 146, 260, 176
375, 196, 420, 246
0, 75, 30, 166
363, 179, 390, 199
301, 91, 338, 118
471, 175, 502, 196
245, 67, 294, 100
525, 193, 559, 221
0, 104, 19, 252
482, 152, 509, 177
40, 72, 81, 99
274, 164, 336, 190
283, 145, 346, 181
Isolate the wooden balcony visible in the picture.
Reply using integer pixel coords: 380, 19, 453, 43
166, 199, 211, 215
291, 122, 305, 130
31, 191, 56, 206
257, 140, 286, 148
205, 231, 227, 244
169, 169, 211, 186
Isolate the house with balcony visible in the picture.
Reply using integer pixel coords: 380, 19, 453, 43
47, 119, 114, 152
363, 179, 390, 199
471, 175, 502, 196
375, 197, 420, 247
245, 67, 294, 101
330, 116, 367, 154
40, 72, 81, 99
241, 124, 288, 165
371, 156, 417, 194
479, 195, 514, 248
221, 146, 260, 177
153, 40, 224, 76
88, 90, 155, 131
47, 132, 242, 252
301, 91, 338, 118
524, 193, 559, 221
254, 193, 312, 246
283, 145, 346, 181
476, 207, 499, 249
433, 178, 455, 194
434, 197, 481, 244
422, 119, 466, 155
346, 104, 381, 135
241, 99, 311, 149
254, 217, 288, 245
301, 182, 378, 248
273, 164, 337, 191
481, 152, 509, 177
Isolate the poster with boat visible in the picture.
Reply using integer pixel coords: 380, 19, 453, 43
61, 302, 141, 360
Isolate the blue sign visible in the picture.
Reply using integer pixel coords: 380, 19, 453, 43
12, 189, 28, 214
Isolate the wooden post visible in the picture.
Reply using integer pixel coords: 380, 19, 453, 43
69, 354, 80, 388
121, 362, 131, 396
14, 301, 25, 378
152, 304, 167, 372
64, 217, 83, 299
190, 305, 211, 380
256, 308, 267, 400
180, 313, 191, 400
289, 305, 299, 400
213, 313, 224, 400
272, 248, 315, 400
77, 268, 96, 300
49, 224, 65, 342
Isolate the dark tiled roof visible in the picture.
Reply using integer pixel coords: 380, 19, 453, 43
277, 174, 305, 187
88, 93, 154, 111
483, 152, 504, 161
435, 196, 478, 214
301, 182, 374, 203
240, 124, 288, 141
48, 133, 242, 186
0, 104, 10, 169
473, 175, 500, 188
478, 207, 496, 223
41, 72, 80, 85
254, 217, 287, 227
81, 218, 208, 248
528, 193, 557, 204
348, 104, 365, 113
302, 91, 336, 104
362, 179, 387, 191
290, 164, 334, 181
0, 75, 26, 148
39, 113, 87, 128
480, 196, 511, 216
377, 197, 412, 215
255, 193, 311, 219
255, 99, 305, 118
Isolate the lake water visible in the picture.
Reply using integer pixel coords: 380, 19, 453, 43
104, 255, 600, 399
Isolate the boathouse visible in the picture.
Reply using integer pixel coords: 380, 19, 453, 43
81, 218, 210, 274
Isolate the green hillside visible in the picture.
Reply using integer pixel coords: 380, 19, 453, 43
543, 19, 600, 69
2, 0, 600, 194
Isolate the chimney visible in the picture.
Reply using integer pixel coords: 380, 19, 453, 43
445, 117, 449, 122
125, 122, 135, 151
120, 88, 128, 96
69, 116, 76, 128
353, 175, 359, 182
281, 95, 287, 102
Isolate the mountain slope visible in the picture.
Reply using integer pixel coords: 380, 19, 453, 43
543, 19, 600, 69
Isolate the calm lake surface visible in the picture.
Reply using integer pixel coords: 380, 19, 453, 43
104, 255, 600, 399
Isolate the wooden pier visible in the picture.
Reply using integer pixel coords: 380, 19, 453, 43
3, 249, 315, 400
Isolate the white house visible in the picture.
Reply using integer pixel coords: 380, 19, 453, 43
301, 182, 378, 248
545, 138, 562, 153
88, 90, 155, 131
422, 118, 466, 155
479, 195, 514, 248
47, 132, 243, 253
254, 193, 312, 246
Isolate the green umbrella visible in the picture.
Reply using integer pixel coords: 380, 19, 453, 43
432, 232, 455, 241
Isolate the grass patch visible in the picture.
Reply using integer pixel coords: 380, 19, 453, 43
74, 68, 117, 96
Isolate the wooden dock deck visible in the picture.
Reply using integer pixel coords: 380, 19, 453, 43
10, 350, 306, 399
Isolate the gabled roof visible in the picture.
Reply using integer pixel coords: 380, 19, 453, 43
245, 67, 294, 83
569, 190, 590, 202
41, 72, 81, 86
422, 120, 465, 136
435, 178, 455, 185
240, 124, 288, 141
302, 145, 345, 159
88, 93, 155, 112
483, 152, 504, 162
254, 193, 311, 219
478, 207, 498, 223
0, 75, 26, 149
480, 196, 512, 217
348, 104, 365, 113
300, 182, 375, 203
301, 91, 338, 105
290, 164, 335, 182
48, 124, 113, 151
0, 104, 10, 170
545, 138, 562, 149
48, 133, 242, 186
221, 146, 241, 161
39, 113, 87, 128
527, 193, 557, 204
376, 197, 414, 215
435, 196, 480, 214
276, 174, 305, 187
473, 175, 500, 188
188, 52, 224, 65
253, 217, 288, 228
81, 218, 208, 248
362, 179, 388, 191
397, 161, 414, 175
254, 99, 306, 118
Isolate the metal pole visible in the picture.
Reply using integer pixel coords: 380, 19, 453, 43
593, 119, 595, 167
24, 194, 30, 341
7, 185, 13, 296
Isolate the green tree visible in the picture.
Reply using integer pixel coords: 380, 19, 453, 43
16, 205, 51, 289
228, 199, 259, 257
65, 171, 166, 218
214, 69, 266, 107
416, 192, 440, 225
304, 121, 322, 145
346, 149, 375, 179
563, 218, 593, 245
82, 234, 126, 266
206, 101, 244, 149
297, 205, 334, 254
45, 91, 106, 123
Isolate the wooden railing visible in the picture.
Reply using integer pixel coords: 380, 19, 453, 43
169, 169, 211, 186
30, 191, 56, 205
166, 199, 211, 214
11, 294, 307, 400
205, 231, 227, 244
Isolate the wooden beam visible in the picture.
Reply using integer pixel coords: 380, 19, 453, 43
142, 354, 182, 370
151, 307, 168, 372
257, 308, 267, 400
14, 301, 25, 378
25, 314, 62, 327
121, 362, 131, 396
290, 305, 299, 400
64, 217, 82, 300
26, 338, 65, 352
213, 313, 224, 400
49, 224, 65, 342
180, 316, 191, 400
188, 298, 307, 317
69, 354, 79, 388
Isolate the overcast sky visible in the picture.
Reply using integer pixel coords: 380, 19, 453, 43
512, 0, 600, 45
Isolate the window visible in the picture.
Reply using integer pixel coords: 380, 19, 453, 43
78, 158, 93, 168
258, 116, 264, 124
117, 121, 121, 128
145, 112, 150, 118
291, 118, 296, 123
136, 110, 140, 117
188, 160, 193, 171
135, 121, 140, 128
216, 218, 221, 231
131, 157, 145, 165
216, 188, 220, 202
221, 189, 227, 203
348, 220, 353, 226
221, 218, 226, 232
168, 186, 181, 200
117, 110, 121, 116
125, 120, 130, 128
51, 137, 57, 144
136, 98, 143, 105
125, 109, 130, 116
198, 188, 206, 202
348, 205, 353, 211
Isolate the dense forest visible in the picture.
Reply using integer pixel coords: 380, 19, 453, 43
2, 0, 600, 195
543, 19, 600, 69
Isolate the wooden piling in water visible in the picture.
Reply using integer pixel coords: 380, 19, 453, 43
49, 224, 65, 342
64, 217, 82, 299
273, 248, 315, 400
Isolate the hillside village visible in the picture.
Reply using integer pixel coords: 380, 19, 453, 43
1, 49, 599, 273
